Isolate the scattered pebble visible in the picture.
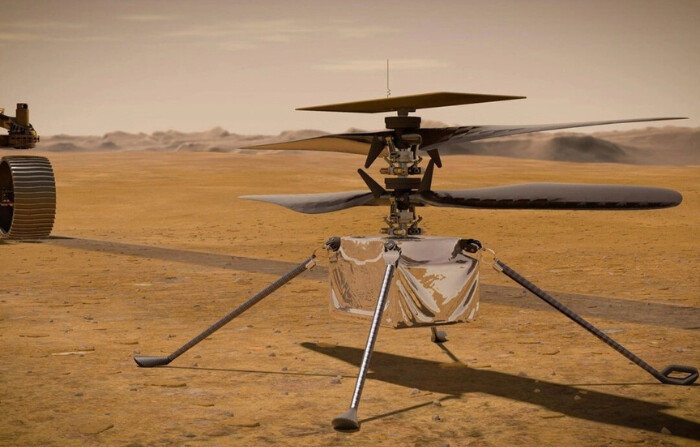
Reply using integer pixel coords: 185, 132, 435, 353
75, 392, 84, 397
147, 381, 187, 388
231, 420, 260, 428
534, 388, 541, 393
281, 367, 288, 372
661, 427, 671, 435
410, 388, 421, 395
517, 371, 529, 378
574, 395, 581, 401
204, 428, 229, 437
268, 352, 276, 357
432, 400, 442, 407
432, 414, 442, 422
330, 376, 342, 385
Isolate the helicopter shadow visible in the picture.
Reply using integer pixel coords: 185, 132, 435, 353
301, 342, 700, 440
44, 235, 700, 329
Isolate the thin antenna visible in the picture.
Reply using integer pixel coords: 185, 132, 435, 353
386, 59, 391, 98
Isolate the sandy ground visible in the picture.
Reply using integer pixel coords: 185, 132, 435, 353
1, 150, 698, 446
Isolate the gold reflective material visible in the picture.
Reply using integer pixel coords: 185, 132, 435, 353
328, 236, 480, 328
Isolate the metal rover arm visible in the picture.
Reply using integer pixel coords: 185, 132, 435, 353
1, 103, 40, 149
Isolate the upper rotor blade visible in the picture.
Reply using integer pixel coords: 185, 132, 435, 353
297, 92, 525, 114
240, 190, 387, 214
418, 117, 687, 152
418, 183, 682, 210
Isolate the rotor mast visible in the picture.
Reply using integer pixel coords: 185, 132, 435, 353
380, 110, 425, 237
294, 92, 527, 237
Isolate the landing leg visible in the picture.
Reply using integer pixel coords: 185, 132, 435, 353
430, 326, 448, 343
332, 241, 400, 431
493, 257, 698, 385
135, 254, 317, 367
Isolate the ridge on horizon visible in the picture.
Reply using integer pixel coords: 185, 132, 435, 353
16, 125, 700, 166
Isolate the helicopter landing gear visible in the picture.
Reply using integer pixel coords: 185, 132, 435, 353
473, 245, 698, 386
332, 241, 401, 432
0, 155, 56, 240
430, 326, 448, 343
135, 253, 317, 368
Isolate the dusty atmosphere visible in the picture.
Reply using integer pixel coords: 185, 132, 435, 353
1, 136, 699, 446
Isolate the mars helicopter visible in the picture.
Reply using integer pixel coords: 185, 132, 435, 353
135, 92, 697, 431
0, 103, 56, 240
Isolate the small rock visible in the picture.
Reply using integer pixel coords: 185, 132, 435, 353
268, 352, 276, 357
330, 376, 342, 385
281, 367, 288, 372
204, 428, 229, 437
517, 371, 529, 378
534, 388, 541, 393
574, 395, 581, 401
231, 420, 260, 428
75, 392, 84, 397
410, 388, 421, 395
432, 400, 442, 407
661, 427, 672, 435
194, 354, 201, 359
432, 414, 442, 421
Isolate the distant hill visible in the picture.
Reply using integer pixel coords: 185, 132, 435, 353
38, 126, 699, 165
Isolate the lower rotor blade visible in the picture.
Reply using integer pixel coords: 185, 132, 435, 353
418, 183, 682, 210
241, 191, 386, 214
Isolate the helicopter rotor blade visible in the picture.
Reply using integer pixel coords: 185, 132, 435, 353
240, 190, 387, 214
243, 117, 685, 160
418, 117, 687, 152
417, 183, 682, 210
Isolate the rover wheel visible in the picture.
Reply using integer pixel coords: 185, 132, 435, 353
0, 155, 56, 239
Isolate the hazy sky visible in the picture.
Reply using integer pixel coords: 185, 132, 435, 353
1, 0, 698, 136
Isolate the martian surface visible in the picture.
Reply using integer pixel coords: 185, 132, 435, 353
1, 131, 698, 446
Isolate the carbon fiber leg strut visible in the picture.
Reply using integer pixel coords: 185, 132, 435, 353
134, 254, 317, 368
490, 255, 697, 386
332, 241, 401, 431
